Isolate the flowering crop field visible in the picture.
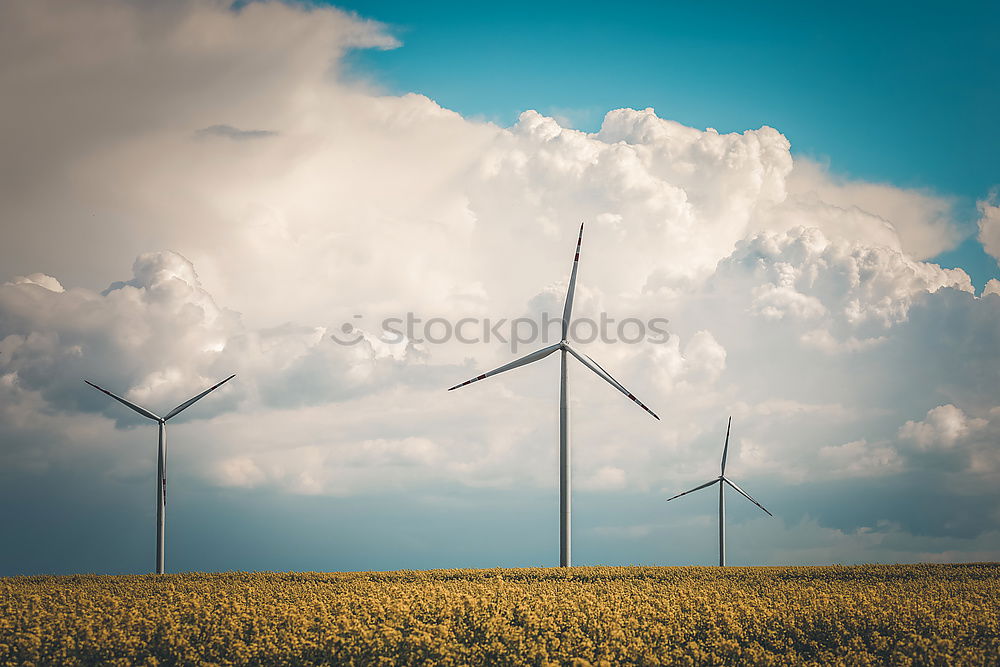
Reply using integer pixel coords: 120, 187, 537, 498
1, 564, 997, 666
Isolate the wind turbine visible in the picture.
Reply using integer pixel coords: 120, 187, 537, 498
666, 416, 772, 566
85, 374, 236, 574
449, 223, 659, 567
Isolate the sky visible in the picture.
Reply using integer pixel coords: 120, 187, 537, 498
335, 0, 1000, 286
1, 0, 998, 575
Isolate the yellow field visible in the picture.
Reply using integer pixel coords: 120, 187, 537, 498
1, 564, 997, 666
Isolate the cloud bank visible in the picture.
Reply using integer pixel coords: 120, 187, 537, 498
0, 0, 997, 572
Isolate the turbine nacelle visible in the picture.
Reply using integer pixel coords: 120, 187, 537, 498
85, 374, 236, 424
84, 373, 236, 574
665, 417, 773, 565
665, 418, 771, 515
448, 326, 659, 420
449, 225, 657, 419
448, 222, 660, 567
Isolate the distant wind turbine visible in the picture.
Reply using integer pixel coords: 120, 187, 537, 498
449, 223, 659, 567
666, 416, 772, 566
85, 374, 236, 574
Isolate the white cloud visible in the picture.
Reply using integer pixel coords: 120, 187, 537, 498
977, 197, 1000, 264
898, 404, 986, 450
9, 274, 64, 292
582, 465, 628, 491
646, 330, 727, 394
215, 456, 267, 488
785, 159, 961, 259
715, 226, 972, 334
819, 439, 904, 477
894, 404, 1000, 487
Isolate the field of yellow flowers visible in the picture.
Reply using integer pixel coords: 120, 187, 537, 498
1, 564, 997, 665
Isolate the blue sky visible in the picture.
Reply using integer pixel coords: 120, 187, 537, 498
337, 0, 999, 284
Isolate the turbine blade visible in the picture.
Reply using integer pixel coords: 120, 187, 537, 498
163, 374, 236, 421
723, 478, 773, 516
561, 223, 584, 340
721, 416, 732, 475
565, 345, 659, 420
448, 343, 561, 391
84, 380, 160, 421
666, 478, 719, 502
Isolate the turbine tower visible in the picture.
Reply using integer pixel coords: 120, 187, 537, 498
85, 374, 236, 574
666, 416, 772, 566
449, 223, 659, 567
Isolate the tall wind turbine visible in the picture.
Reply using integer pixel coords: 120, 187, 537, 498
449, 223, 659, 567
666, 417, 772, 566
85, 374, 236, 574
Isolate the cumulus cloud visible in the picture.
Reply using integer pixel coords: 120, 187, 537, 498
710, 226, 973, 345
819, 439, 904, 478
0, 249, 420, 432
895, 404, 1000, 488
1, 0, 998, 570
898, 404, 986, 450
8, 273, 64, 292
977, 196, 1000, 264
786, 159, 961, 259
